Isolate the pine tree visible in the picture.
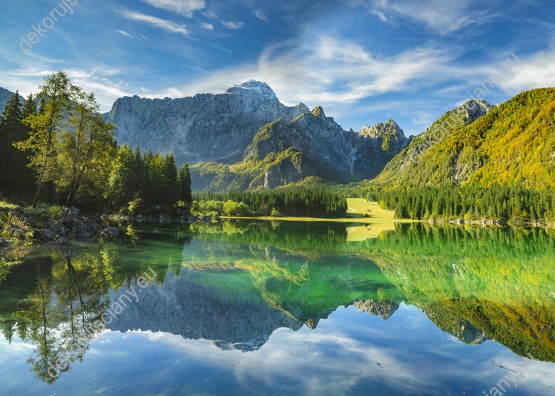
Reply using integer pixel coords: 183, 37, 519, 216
179, 163, 193, 206
0, 91, 23, 196
105, 146, 138, 208
161, 154, 178, 207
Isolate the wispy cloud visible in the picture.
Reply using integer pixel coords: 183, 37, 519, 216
221, 20, 245, 30
254, 9, 268, 22
116, 29, 134, 39
140, 0, 205, 17
2, 66, 132, 110
115, 29, 148, 41
167, 36, 458, 109
122, 10, 190, 36
369, 0, 495, 34
200, 22, 214, 30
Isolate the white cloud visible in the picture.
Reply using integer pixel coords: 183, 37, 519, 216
115, 29, 148, 41
254, 9, 268, 22
221, 20, 245, 30
491, 49, 555, 93
165, 36, 457, 110
369, 0, 494, 34
116, 29, 134, 39
140, 0, 205, 17
200, 22, 214, 30
122, 10, 190, 36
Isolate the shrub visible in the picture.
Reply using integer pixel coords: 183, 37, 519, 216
1, 212, 34, 247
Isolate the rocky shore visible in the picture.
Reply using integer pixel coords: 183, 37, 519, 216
0, 207, 199, 249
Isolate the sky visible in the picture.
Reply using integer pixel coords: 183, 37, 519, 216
0, 0, 555, 136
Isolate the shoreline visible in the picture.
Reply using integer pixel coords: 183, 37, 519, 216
219, 215, 417, 224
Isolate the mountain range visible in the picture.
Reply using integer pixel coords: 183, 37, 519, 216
2, 82, 554, 191
103, 81, 408, 191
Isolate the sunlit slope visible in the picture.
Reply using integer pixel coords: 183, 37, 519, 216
375, 88, 555, 189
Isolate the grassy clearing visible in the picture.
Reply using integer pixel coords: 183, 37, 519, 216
220, 199, 414, 239
345, 223, 395, 241
346, 198, 395, 220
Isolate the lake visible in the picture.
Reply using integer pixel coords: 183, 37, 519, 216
1, 221, 554, 395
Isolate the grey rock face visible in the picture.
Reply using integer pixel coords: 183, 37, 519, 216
105, 80, 409, 190
105, 80, 309, 164
0, 87, 15, 114
242, 107, 408, 185
358, 119, 408, 153
353, 299, 399, 320
107, 269, 303, 352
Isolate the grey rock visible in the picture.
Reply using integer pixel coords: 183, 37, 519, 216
100, 226, 120, 239
35, 229, 57, 241
105, 80, 309, 165
354, 299, 399, 320
106, 81, 408, 191
107, 268, 303, 352
0, 87, 15, 114
193, 106, 408, 191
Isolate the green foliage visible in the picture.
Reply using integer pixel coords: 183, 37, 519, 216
376, 88, 555, 189
17, 73, 73, 205
0, 92, 35, 199
190, 147, 309, 192
105, 147, 181, 214
105, 146, 138, 208
6, 73, 117, 210
357, 185, 555, 223
178, 163, 193, 206
127, 196, 143, 215
49, 205, 62, 220
194, 187, 347, 218
0, 212, 34, 247
222, 201, 251, 216
56, 89, 117, 207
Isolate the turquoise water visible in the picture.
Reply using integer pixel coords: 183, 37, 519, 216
0, 222, 554, 395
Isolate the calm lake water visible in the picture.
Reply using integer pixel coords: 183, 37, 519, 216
1, 221, 554, 395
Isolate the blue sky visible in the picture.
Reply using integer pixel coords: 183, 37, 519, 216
1, 0, 555, 135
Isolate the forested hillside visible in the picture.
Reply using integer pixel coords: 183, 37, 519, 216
374, 88, 555, 189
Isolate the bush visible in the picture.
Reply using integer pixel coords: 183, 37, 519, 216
270, 208, 282, 217
49, 205, 62, 220
128, 196, 143, 215
222, 201, 251, 216
1, 212, 34, 247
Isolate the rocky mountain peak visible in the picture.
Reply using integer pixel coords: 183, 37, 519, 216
458, 99, 492, 122
353, 299, 399, 320
311, 106, 325, 118
105, 80, 309, 165
225, 80, 278, 100
359, 119, 406, 141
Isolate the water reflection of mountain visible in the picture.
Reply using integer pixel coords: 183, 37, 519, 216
1, 221, 554, 385
188, 221, 555, 362
107, 269, 302, 352
106, 233, 405, 351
